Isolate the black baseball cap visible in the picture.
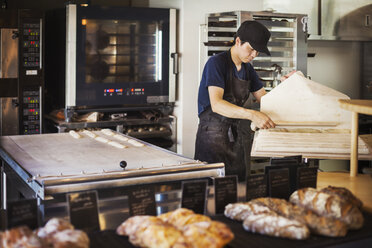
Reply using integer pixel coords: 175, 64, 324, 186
236, 21, 271, 56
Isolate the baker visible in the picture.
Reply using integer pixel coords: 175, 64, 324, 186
195, 20, 292, 181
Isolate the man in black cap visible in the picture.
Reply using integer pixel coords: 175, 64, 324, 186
194, 21, 276, 181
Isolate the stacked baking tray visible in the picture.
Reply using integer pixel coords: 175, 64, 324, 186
204, 11, 308, 90
0, 131, 223, 229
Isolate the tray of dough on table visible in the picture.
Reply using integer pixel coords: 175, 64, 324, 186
251, 72, 372, 160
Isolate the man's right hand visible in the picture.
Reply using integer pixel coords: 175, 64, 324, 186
251, 111, 275, 129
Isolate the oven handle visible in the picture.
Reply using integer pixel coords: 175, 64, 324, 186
171, 52, 179, 75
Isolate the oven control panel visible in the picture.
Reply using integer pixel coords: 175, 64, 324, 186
22, 89, 41, 134
22, 21, 41, 69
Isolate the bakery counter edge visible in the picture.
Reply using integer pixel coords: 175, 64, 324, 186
317, 171, 372, 213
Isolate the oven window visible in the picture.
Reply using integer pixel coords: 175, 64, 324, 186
84, 19, 163, 84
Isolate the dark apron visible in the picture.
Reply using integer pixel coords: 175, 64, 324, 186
195, 50, 253, 181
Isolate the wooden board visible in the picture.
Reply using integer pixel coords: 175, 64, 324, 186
339, 99, 372, 115
360, 134, 372, 153
260, 72, 352, 129
251, 131, 372, 160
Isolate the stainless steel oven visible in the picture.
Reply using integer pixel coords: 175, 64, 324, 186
45, 4, 177, 118
0, 9, 44, 135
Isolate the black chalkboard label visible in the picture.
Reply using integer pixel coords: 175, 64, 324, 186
181, 180, 208, 214
7, 199, 38, 229
266, 163, 299, 195
268, 168, 290, 199
214, 176, 237, 215
297, 167, 318, 189
67, 191, 100, 233
270, 155, 302, 166
246, 174, 268, 201
128, 185, 156, 216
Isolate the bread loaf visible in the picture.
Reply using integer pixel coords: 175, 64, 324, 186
116, 215, 190, 248
289, 187, 364, 230
224, 202, 272, 221
250, 197, 347, 237
242, 213, 310, 240
320, 186, 363, 209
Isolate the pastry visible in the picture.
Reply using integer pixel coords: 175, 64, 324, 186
182, 221, 234, 248
0, 225, 44, 248
159, 208, 211, 228
118, 209, 234, 248
36, 217, 74, 244
52, 229, 90, 248
116, 215, 189, 248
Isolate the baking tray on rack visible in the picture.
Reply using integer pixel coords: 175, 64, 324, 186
89, 211, 372, 248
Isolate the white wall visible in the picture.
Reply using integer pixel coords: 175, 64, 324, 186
150, 0, 264, 158
307, 40, 361, 99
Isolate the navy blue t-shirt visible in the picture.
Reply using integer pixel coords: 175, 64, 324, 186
197, 51, 263, 116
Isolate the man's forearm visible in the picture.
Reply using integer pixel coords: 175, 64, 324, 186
210, 98, 256, 120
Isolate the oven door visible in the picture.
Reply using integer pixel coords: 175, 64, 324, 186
66, 4, 176, 109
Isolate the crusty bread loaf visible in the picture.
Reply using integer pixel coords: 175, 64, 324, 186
290, 187, 364, 230
320, 186, 363, 209
242, 213, 310, 240
0, 225, 44, 248
116, 215, 190, 248
250, 197, 347, 237
182, 221, 234, 248
224, 202, 272, 221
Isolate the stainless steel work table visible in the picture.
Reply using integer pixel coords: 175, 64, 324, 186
0, 131, 224, 229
